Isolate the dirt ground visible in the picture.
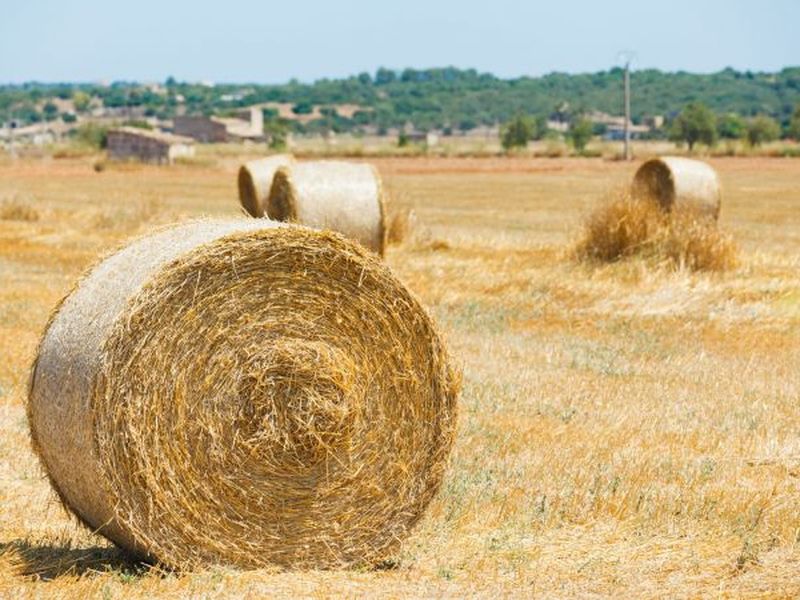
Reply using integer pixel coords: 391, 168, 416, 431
1, 155, 799, 598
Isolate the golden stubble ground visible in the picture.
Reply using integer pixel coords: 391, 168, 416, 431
0, 154, 799, 598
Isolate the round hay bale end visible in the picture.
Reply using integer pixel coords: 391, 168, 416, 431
27, 220, 459, 570
632, 156, 721, 219
267, 161, 386, 255
237, 154, 294, 217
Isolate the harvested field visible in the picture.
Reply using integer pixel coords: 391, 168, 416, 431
1, 156, 800, 597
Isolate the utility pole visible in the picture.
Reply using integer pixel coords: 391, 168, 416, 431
617, 50, 636, 161
623, 60, 631, 161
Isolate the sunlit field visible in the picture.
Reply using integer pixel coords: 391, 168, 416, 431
1, 154, 799, 597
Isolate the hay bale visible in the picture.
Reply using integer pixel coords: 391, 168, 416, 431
632, 156, 721, 219
267, 161, 386, 255
27, 219, 459, 570
237, 154, 294, 217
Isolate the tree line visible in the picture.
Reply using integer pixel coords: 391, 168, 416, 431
500, 102, 800, 152
2, 67, 799, 140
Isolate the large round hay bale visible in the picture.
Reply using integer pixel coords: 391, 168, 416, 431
27, 220, 459, 570
237, 154, 294, 217
267, 161, 386, 255
632, 156, 721, 219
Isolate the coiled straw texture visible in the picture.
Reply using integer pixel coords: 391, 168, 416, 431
27, 219, 459, 570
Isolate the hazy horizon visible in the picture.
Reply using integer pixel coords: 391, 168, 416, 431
2, 0, 798, 85
3, 62, 800, 88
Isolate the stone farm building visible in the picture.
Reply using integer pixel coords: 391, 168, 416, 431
173, 107, 264, 143
106, 127, 195, 164
172, 116, 228, 143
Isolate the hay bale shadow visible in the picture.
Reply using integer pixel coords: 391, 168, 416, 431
0, 539, 150, 581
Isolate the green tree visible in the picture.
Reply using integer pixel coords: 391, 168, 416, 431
569, 117, 593, 153
746, 115, 780, 146
72, 91, 91, 113
74, 122, 108, 148
375, 67, 396, 85
788, 104, 800, 140
669, 102, 718, 150
458, 118, 477, 132
717, 113, 745, 139
264, 118, 289, 150
42, 101, 59, 121
500, 115, 533, 150
319, 106, 337, 118
292, 101, 313, 115
531, 115, 548, 140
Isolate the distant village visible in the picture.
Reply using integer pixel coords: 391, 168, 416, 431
0, 80, 669, 163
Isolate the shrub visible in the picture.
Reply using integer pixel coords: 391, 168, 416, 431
264, 118, 289, 150
72, 91, 91, 112
789, 104, 800, 140
669, 102, 717, 150
501, 115, 534, 150
718, 113, 746, 140
532, 115, 548, 140
292, 101, 313, 115
746, 115, 780, 147
42, 102, 59, 121
569, 118, 593, 154
74, 122, 109, 149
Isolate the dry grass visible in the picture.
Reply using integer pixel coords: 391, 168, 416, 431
1, 156, 800, 597
386, 207, 415, 245
573, 190, 737, 271
660, 209, 738, 271
0, 197, 40, 222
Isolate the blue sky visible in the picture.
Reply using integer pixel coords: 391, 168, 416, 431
1, 1, 797, 83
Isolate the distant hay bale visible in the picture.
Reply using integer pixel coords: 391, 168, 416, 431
267, 161, 386, 255
237, 154, 294, 217
27, 220, 459, 570
632, 157, 722, 220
